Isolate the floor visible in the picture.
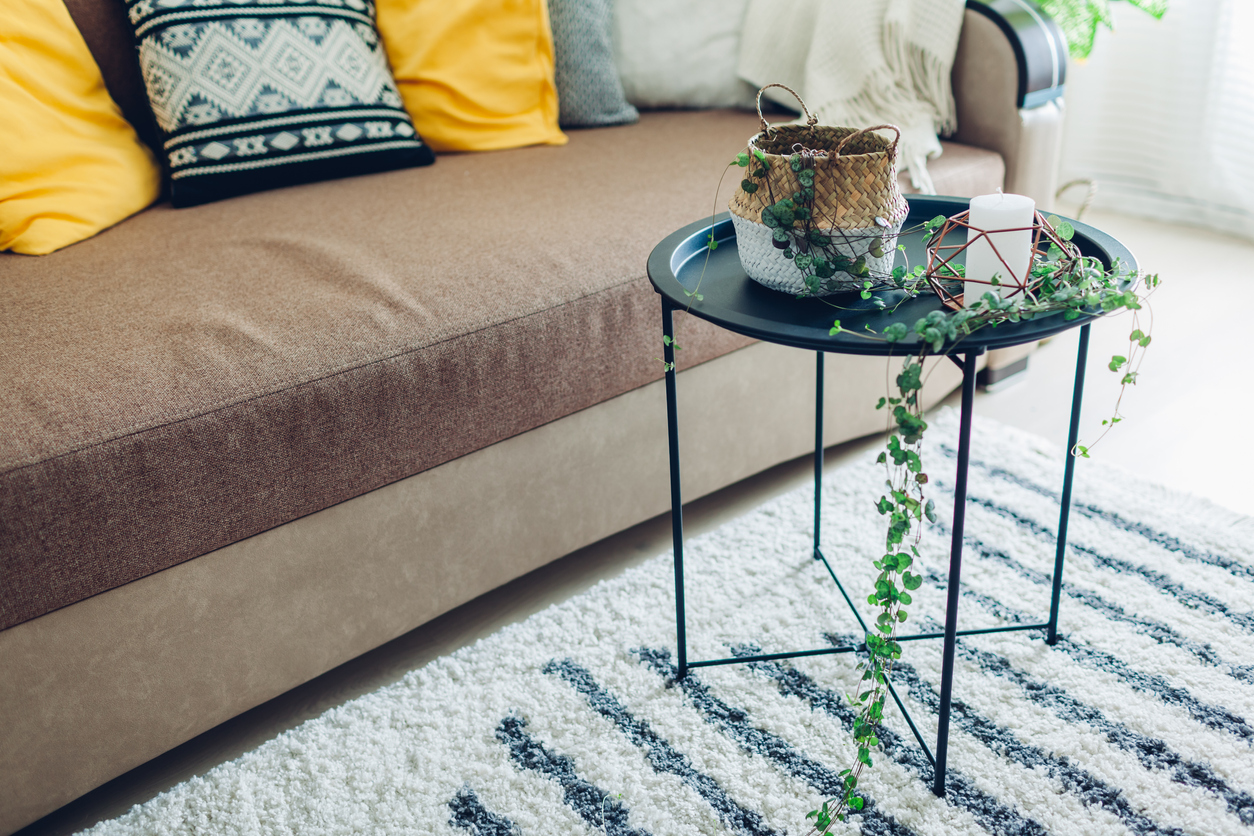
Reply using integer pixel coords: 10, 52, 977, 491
966, 205, 1252, 515
19, 208, 1252, 835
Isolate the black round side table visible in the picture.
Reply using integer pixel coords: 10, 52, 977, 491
647, 195, 1137, 797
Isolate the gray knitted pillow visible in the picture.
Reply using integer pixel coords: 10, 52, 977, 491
550, 0, 639, 127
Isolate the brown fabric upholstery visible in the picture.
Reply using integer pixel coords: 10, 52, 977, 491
0, 111, 758, 630
0, 110, 1004, 631
0, 342, 970, 836
900, 140, 1006, 198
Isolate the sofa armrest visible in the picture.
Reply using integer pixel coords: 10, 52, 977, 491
949, 0, 1067, 210
967, 0, 1066, 109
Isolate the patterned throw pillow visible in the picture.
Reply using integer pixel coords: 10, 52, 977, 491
125, 0, 434, 207
549, 0, 638, 128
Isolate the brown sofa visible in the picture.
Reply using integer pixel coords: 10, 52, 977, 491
0, 3, 1067, 832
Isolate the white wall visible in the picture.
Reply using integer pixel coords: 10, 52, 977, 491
1058, 0, 1254, 240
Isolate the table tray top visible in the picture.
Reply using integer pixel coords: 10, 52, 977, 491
647, 196, 1137, 356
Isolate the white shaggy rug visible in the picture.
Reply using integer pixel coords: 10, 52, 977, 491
84, 412, 1254, 836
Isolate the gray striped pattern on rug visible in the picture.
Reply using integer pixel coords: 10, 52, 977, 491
85, 412, 1254, 836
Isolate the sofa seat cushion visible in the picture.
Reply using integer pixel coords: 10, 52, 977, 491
900, 140, 1006, 197
0, 110, 752, 630
0, 111, 1005, 631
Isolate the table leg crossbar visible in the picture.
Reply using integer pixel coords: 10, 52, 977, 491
661, 299, 1090, 796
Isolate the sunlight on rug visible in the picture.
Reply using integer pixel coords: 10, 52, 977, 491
84, 411, 1254, 836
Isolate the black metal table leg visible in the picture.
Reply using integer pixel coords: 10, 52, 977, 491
814, 351, 824, 558
663, 301, 688, 679
661, 318, 1091, 786
933, 351, 979, 796
663, 332, 1094, 786
1048, 323, 1091, 645
647, 202, 1132, 795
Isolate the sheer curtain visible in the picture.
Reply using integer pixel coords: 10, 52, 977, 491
1058, 0, 1254, 239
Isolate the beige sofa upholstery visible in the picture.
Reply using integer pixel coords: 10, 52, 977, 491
0, 5, 1063, 832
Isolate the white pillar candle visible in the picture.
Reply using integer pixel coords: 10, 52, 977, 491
963, 192, 1035, 305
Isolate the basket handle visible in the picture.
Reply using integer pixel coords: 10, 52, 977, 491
833, 124, 901, 157
756, 83, 818, 135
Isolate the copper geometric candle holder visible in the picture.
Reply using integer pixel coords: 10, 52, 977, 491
922, 210, 1082, 310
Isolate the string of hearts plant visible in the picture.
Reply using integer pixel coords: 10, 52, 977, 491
694, 143, 1159, 833
729, 146, 929, 301
704, 165, 1158, 831
802, 212, 1157, 833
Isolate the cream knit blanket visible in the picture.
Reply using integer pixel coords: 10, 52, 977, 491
737, 0, 966, 194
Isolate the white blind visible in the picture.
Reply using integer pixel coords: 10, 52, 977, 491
1058, 0, 1254, 239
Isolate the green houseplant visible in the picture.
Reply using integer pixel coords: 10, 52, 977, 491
694, 151, 1159, 834
1036, 0, 1168, 59
800, 211, 1157, 833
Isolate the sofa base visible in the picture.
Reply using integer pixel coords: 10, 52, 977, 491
0, 341, 969, 835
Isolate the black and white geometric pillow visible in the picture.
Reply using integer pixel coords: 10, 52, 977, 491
126, 0, 434, 207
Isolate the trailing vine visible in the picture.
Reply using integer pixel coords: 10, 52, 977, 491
733, 148, 924, 301
694, 144, 1160, 831
803, 351, 932, 834
766, 213, 1155, 833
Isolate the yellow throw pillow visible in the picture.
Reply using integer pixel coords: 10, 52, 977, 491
0, 0, 161, 255
376, 0, 568, 153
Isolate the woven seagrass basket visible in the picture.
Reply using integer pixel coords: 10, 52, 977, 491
730, 85, 909, 296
